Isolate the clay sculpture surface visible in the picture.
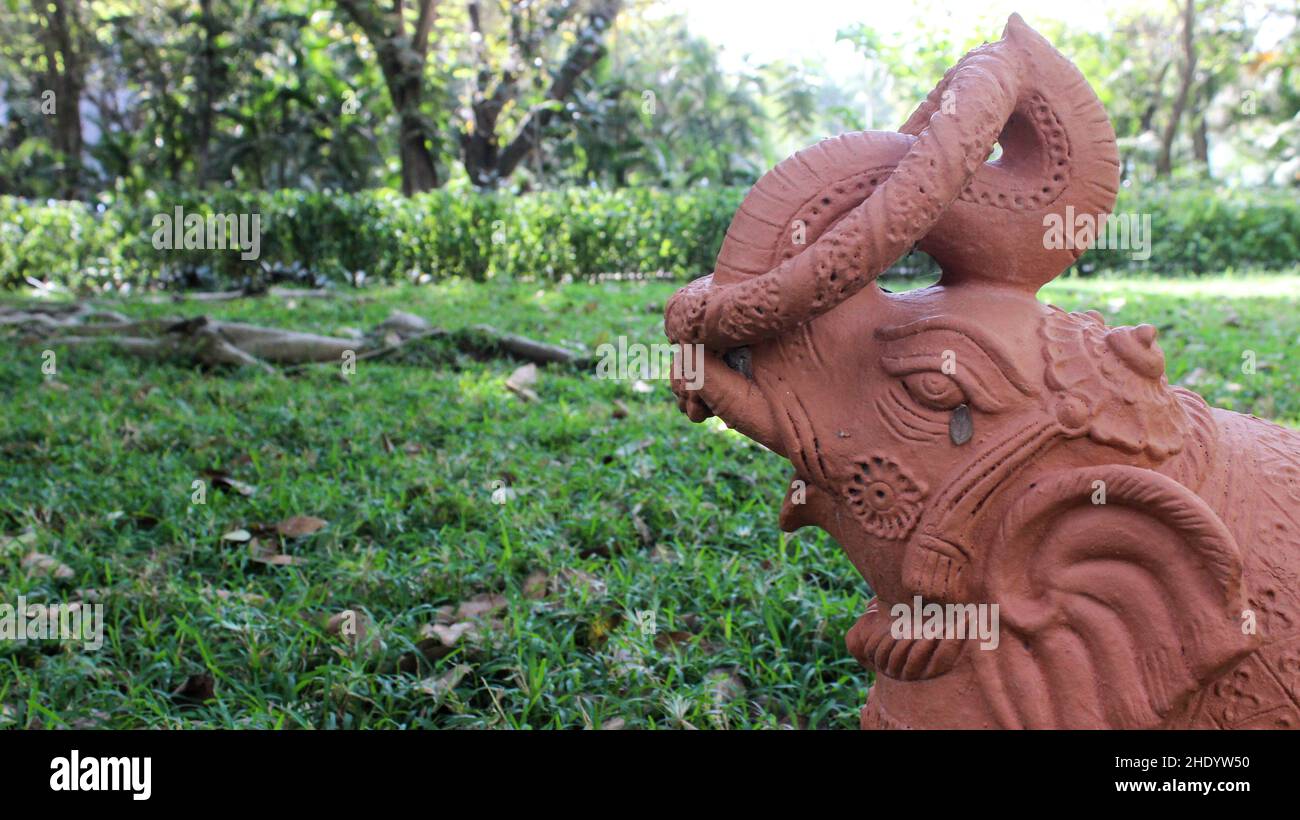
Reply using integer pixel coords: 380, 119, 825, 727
664, 14, 1300, 729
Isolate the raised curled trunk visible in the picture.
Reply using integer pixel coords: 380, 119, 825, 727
665, 15, 1120, 351
665, 42, 1019, 349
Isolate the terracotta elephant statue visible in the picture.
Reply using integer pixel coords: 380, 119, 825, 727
663, 14, 1300, 729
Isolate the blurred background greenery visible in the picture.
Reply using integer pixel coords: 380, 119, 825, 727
0, 0, 1297, 289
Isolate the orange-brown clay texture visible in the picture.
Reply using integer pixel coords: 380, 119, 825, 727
664, 14, 1300, 729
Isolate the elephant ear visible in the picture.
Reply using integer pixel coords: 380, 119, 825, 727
974, 465, 1257, 728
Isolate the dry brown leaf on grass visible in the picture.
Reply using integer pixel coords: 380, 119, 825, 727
326, 608, 368, 638
401, 592, 509, 671
651, 544, 679, 563
608, 437, 654, 462
611, 399, 630, 419
653, 631, 695, 650
68, 710, 112, 730
120, 421, 144, 448
631, 509, 653, 547
203, 469, 257, 497
398, 620, 465, 671
410, 592, 508, 653
418, 664, 472, 701
22, 552, 73, 580
248, 538, 305, 566
505, 363, 539, 402
455, 592, 507, 620
607, 646, 648, 678
0, 529, 37, 555
399, 638, 454, 672
558, 568, 607, 597
522, 570, 549, 600
422, 621, 478, 647
206, 587, 268, 606
326, 609, 381, 654
172, 673, 216, 703
708, 667, 746, 704
275, 515, 328, 537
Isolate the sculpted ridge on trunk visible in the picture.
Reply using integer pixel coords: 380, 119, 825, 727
664, 31, 1022, 349
664, 14, 1121, 352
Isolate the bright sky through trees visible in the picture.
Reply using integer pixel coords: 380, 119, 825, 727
659, 0, 1116, 83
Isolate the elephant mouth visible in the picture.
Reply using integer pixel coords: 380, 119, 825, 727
669, 368, 713, 423
846, 597, 970, 681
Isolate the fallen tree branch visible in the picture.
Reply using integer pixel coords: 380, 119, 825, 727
7, 304, 584, 371
133, 286, 342, 304
0, 303, 130, 328
470, 324, 582, 365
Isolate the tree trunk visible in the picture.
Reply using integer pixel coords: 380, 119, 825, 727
336, 0, 441, 195
398, 112, 439, 195
459, 129, 500, 188
1139, 61, 1171, 133
459, 0, 623, 190
1157, 0, 1197, 178
392, 77, 439, 195
194, 0, 217, 185
1192, 80, 1212, 174
35, 0, 86, 198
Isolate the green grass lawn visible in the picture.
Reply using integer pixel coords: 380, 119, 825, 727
1, 271, 1297, 729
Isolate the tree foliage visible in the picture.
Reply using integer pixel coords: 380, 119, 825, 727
0, 0, 1296, 200
839, 0, 1299, 185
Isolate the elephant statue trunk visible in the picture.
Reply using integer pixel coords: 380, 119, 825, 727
664, 14, 1300, 729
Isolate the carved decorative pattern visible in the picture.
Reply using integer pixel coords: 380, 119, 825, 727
960, 91, 1072, 210
842, 455, 926, 540
1040, 307, 1190, 459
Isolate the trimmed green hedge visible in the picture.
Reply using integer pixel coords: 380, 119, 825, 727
1, 183, 1296, 291
1115, 184, 1300, 276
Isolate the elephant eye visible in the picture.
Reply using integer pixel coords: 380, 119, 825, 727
902, 372, 966, 411
722, 346, 753, 378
